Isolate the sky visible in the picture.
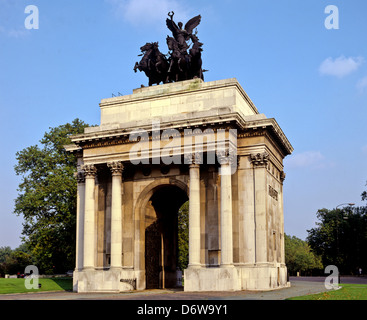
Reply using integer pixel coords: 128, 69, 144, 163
0, 0, 366, 249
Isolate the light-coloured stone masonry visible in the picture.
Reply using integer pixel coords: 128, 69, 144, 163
67, 78, 293, 293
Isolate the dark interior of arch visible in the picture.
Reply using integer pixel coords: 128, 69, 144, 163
145, 185, 188, 289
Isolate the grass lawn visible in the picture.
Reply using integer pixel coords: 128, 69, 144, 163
0, 278, 72, 295
288, 283, 367, 300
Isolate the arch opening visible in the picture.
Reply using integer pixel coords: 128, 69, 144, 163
144, 185, 188, 289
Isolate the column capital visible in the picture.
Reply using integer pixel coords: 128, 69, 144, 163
82, 164, 97, 178
249, 152, 269, 167
107, 161, 124, 176
280, 171, 286, 182
76, 171, 85, 183
184, 152, 203, 166
217, 147, 237, 165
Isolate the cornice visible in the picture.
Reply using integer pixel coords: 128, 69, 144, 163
70, 113, 244, 147
68, 115, 293, 159
243, 118, 293, 156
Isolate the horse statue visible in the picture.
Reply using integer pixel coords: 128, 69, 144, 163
166, 36, 190, 82
134, 42, 169, 86
133, 12, 206, 86
189, 34, 204, 80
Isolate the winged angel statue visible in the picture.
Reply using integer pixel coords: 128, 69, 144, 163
134, 12, 206, 86
166, 12, 201, 52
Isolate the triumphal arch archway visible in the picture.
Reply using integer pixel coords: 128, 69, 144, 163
66, 78, 293, 292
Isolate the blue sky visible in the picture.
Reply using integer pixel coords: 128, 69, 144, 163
1, 0, 366, 248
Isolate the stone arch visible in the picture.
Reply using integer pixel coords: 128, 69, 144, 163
133, 178, 189, 288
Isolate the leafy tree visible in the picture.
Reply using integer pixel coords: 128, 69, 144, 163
362, 181, 367, 201
0, 246, 12, 264
14, 119, 90, 274
0, 247, 12, 276
285, 234, 323, 276
3, 250, 34, 275
0, 245, 34, 276
178, 201, 189, 271
307, 206, 367, 275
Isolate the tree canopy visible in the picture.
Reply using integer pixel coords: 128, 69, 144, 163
307, 206, 367, 275
285, 234, 323, 275
14, 119, 89, 274
0, 245, 34, 276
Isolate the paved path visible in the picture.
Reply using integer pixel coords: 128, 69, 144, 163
290, 275, 367, 285
0, 279, 333, 300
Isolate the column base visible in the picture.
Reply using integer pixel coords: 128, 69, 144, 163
188, 263, 202, 269
109, 266, 123, 271
74, 268, 145, 293
82, 266, 95, 271
184, 267, 240, 292
183, 264, 290, 292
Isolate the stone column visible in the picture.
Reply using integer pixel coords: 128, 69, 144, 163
238, 157, 256, 264
107, 161, 124, 269
218, 150, 235, 267
186, 153, 202, 268
82, 164, 97, 270
75, 170, 85, 271
250, 152, 269, 264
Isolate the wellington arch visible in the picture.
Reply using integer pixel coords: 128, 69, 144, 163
65, 78, 293, 292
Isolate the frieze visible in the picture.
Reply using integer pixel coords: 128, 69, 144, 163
237, 130, 265, 139
80, 126, 239, 150
83, 137, 132, 149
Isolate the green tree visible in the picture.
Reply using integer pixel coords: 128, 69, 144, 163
362, 181, 367, 201
0, 246, 12, 264
285, 234, 323, 276
178, 201, 189, 271
0, 245, 34, 276
307, 206, 367, 274
14, 119, 90, 274
0, 246, 13, 276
